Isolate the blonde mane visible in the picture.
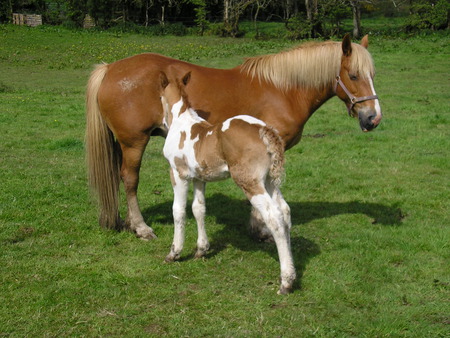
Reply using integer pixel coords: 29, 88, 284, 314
240, 40, 375, 91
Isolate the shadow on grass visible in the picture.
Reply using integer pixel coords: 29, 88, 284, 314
143, 193, 403, 290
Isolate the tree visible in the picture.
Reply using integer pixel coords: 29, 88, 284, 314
252, 0, 274, 36
187, 0, 209, 35
348, 0, 362, 38
222, 0, 256, 37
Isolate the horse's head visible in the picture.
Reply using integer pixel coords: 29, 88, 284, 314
335, 34, 382, 132
159, 71, 192, 129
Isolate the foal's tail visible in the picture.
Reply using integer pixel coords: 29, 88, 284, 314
85, 63, 122, 230
260, 126, 285, 187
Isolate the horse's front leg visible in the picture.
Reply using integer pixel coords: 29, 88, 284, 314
120, 142, 157, 240
165, 169, 189, 262
192, 179, 209, 258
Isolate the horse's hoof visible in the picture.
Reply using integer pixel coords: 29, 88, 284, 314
136, 228, 157, 241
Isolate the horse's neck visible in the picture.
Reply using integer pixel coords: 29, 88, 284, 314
306, 85, 335, 114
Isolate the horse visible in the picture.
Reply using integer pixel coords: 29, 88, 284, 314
160, 71, 295, 294
86, 34, 381, 241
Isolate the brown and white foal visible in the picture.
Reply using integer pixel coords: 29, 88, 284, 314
160, 72, 296, 294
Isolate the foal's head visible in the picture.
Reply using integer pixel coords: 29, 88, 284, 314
335, 34, 382, 132
160, 71, 192, 129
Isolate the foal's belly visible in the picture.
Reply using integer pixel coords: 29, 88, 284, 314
194, 162, 230, 182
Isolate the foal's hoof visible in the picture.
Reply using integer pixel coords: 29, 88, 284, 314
164, 253, 179, 263
194, 249, 207, 259
277, 285, 293, 295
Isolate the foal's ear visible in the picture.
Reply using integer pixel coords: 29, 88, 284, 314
342, 33, 352, 57
182, 71, 191, 86
361, 34, 369, 49
160, 71, 169, 89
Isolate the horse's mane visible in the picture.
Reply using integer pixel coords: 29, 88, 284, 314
240, 40, 375, 91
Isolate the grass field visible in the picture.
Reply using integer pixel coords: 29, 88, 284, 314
0, 24, 449, 336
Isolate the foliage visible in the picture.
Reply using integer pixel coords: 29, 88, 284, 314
0, 0, 448, 37
286, 1, 352, 39
405, 0, 449, 31
186, 0, 210, 35
0, 25, 449, 336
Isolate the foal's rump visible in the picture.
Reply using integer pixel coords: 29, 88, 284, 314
219, 118, 285, 192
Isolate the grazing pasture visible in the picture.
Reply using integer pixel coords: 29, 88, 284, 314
0, 25, 449, 336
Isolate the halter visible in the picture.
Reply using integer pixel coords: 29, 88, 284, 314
334, 75, 378, 115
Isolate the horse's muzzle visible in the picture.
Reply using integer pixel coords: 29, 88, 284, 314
358, 109, 382, 132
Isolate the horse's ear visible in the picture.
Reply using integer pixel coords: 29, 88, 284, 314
160, 72, 169, 89
342, 33, 352, 57
182, 71, 191, 86
361, 34, 369, 49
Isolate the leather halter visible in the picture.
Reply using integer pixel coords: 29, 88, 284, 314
334, 75, 378, 115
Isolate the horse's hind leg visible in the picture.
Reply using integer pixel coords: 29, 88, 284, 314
231, 169, 295, 294
266, 179, 291, 231
250, 207, 274, 242
249, 182, 289, 241
247, 189, 296, 294
120, 140, 157, 240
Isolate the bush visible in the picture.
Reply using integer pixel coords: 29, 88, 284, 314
405, 0, 449, 31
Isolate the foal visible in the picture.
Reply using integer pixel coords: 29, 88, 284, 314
160, 72, 296, 294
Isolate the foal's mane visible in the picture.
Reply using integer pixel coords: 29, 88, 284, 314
240, 40, 375, 91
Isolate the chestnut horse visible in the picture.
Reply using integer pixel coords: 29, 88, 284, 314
160, 71, 294, 293
86, 34, 381, 240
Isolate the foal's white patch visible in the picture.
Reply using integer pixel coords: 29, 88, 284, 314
171, 99, 184, 118
119, 78, 136, 92
367, 71, 382, 122
163, 99, 203, 178
221, 115, 266, 132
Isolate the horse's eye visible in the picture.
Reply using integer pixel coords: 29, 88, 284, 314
349, 74, 358, 81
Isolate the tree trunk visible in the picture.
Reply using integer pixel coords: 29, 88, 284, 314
145, 0, 149, 26
305, 0, 312, 21
254, 5, 260, 35
352, 2, 362, 38
224, 0, 230, 24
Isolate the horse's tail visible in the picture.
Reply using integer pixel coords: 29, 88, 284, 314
259, 126, 285, 188
85, 63, 122, 230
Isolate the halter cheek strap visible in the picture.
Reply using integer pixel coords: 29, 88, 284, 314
334, 76, 379, 115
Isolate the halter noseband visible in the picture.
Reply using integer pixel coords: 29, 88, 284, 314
334, 75, 378, 115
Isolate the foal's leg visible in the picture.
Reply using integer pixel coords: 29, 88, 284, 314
249, 191, 296, 294
165, 169, 189, 262
120, 142, 157, 240
192, 179, 210, 258
232, 167, 295, 294
249, 207, 274, 242
249, 183, 290, 242
266, 179, 291, 231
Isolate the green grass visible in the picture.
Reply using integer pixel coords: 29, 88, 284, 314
1, 24, 449, 336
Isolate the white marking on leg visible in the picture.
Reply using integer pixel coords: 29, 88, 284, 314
166, 171, 189, 261
192, 180, 209, 257
250, 193, 296, 293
